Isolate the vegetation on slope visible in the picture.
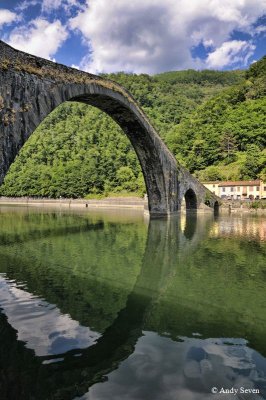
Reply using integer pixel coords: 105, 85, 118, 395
168, 56, 266, 181
0, 59, 265, 198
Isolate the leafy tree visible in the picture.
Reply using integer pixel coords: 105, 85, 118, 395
240, 144, 263, 180
116, 166, 137, 192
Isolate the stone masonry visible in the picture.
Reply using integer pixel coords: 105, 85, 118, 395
0, 40, 219, 215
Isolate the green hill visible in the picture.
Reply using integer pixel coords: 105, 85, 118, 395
168, 56, 266, 181
0, 59, 265, 198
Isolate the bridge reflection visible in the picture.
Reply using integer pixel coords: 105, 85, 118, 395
0, 213, 265, 399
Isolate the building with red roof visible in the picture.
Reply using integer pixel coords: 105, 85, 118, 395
203, 180, 266, 200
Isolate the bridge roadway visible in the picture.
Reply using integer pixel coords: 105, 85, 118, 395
0, 40, 220, 216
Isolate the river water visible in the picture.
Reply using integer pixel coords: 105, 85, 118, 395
0, 206, 265, 400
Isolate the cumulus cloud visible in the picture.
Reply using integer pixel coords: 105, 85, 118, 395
7, 18, 68, 60
0, 9, 18, 28
69, 0, 266, 73
206, 40, 256, 68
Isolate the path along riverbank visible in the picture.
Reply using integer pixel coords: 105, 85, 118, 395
0, 196, 147, 210
0, 197, 265, 214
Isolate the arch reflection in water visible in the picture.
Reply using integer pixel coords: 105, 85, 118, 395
214, 200, 219, 216
0, 209, 265, 399
183, 213, 197, 240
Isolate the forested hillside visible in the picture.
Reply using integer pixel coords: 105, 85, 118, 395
0, 59, 265, 198
168, 56, 266, 182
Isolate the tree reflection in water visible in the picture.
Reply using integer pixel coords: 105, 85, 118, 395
0, 209, 265, 399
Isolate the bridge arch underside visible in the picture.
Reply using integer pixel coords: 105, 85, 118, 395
184, 188, 197, 211
71, 91, 175, 215
1, 79, 179, 216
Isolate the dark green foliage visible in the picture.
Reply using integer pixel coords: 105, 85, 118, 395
245, 56, 266, 99
240, 144, 263, 180
0, 58, 265, 198
1, 103, 145, 197
168, 57, 266, 179
246, 56, 266, 80
0, 210, 147, 332
156, 69, 245, 85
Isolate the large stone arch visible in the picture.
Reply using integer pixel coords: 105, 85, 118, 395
0, 40, 220, 215
0, 40, 179, 216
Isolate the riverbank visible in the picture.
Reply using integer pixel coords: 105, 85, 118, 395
221, 200, 266, 214
0, 197, 265, 214
0, 196, 147, 210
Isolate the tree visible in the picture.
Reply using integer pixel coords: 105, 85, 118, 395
220, 131, 237, 164
240, 144, 262, 180
116, 166, 137, 192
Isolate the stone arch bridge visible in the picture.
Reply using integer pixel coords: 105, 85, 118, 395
0, 40, 219, 216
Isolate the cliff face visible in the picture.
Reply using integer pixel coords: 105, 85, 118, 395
0, 40, 217, 214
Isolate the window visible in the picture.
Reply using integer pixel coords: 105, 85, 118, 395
250, 186, 253, 192
213, 184, 215, 188
264, 186, 266, 191
230, 187, 234, 192
256, 186, 259, 191
222, 188, 225, 192
237, 187, 240, 192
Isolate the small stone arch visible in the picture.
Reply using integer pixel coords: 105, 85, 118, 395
184, 188, 197, 210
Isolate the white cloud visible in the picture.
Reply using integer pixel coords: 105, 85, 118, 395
16, 0, 83, 14
7, 18, 68, 60
69, 0, 266, 73
16, 0, 39, 12
202, 39, 214, 48
0, 9, 18, 28
41, 0, 62, 12
41, 0, 84, 13
253, 24, 266, 35
0, 276, 100, 357
206, 40, 256, 68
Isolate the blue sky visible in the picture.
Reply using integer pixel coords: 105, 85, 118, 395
0, 0, 265, 74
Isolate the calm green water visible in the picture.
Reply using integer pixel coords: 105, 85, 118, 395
0, 206, 266, 400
